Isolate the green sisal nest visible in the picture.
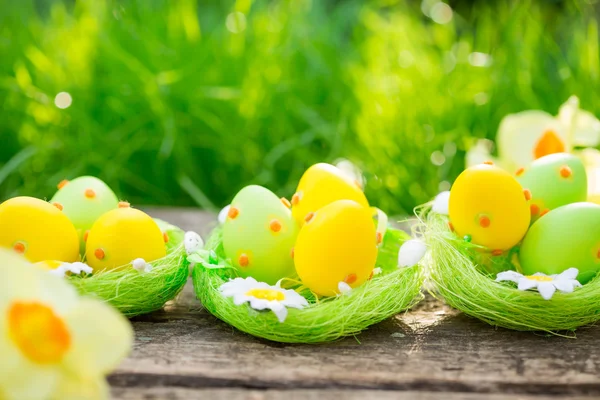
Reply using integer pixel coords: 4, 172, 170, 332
421, 205, 600, 334
67, 219, 189, 317
191, 227, 423, 343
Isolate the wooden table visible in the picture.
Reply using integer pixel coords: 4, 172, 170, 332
111, 208, 600, 399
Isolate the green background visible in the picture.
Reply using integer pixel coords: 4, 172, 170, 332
1, 0, 599, 215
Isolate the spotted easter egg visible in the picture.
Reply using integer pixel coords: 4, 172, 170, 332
520, 202, 600, 284
294, 199, 377, 296
85, 206, 166, 272
449, 164, 530, 251
516, 153, 587, 221
51, 176, 120, 252
223, 185, 299, 284
291, 163, 369, 227
0, 196, 79, 263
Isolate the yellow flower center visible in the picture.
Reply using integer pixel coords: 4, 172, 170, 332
525, 275, 553, 282
246, 288, 285, 301
534, 129, 565, 160
8, 302, 71, 364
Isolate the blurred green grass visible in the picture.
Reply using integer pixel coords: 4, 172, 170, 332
0, 0, 599, 215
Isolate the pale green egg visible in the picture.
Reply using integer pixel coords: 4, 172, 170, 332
517, 153, 587, 221
50, 176, 119, 253
222, 185, 299, 284
520, 202, 600, 283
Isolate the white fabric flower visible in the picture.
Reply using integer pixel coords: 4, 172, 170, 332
219, 277, 308, 323
47, 262, 92, 278
217, 205, 231, 225
0, 250, 133, 400
398, 239, 427, 268
496, 268, 582, 300
184, 231, 204, 255
337, 281, 352, 295
372, 267, 382, 276
132, 258, 152, 273
432, 191, 450, 215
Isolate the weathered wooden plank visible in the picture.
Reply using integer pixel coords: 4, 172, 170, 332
111, 388, 597, 400
111, 208, 600, 398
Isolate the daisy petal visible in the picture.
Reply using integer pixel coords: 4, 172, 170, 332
432, 191, 450, 215
397, 240, 427, 268
517, 278, 538, 291
557, 267, 579, 281
553, 280, 576, 293
496, 271, 523, 283
537, 282, 557, 300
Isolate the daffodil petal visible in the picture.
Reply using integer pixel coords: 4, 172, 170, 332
537, 282, 557, 300
517, 278, 538, 291
465, 139, 497, 168
50, 375, 109, 400
63, 299, 133, 377
558, 97, 600, 147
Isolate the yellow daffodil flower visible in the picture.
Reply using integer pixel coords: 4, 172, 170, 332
0, 250, 133, 400
466, 96, 600, 203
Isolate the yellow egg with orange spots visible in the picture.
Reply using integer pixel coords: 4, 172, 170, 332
85, 207, 166, 272
0, 196, 79, 263
294, 199, 377, 296
291, 163, 369, 226
449, 164, 530, 250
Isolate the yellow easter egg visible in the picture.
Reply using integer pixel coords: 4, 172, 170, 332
85, 206, 166, 272
449, 164, 530, 250
294, 199, 377, 296
291, 163, 369, 226
0, 197, 79, 263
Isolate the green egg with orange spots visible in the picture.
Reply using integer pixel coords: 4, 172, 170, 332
51, 176, 120, 253
520, 202, 600, 283
222, 185, 299, 284
516, 153, 587, 222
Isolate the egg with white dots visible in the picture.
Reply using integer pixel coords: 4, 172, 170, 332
294, 199, 378, 296
222, 185, 299, 285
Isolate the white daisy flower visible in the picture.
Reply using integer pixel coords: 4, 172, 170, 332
47, 262, 93, 278
398, 239, 427, 268
219, 277, 309, 323
184, 231, 204, 255
496, 268, 582, 300
132, 258, 153, 274
432, 191, 450, 215
372, 267, 382, 276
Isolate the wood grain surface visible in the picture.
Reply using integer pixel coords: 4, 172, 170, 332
110, 208, 600, 399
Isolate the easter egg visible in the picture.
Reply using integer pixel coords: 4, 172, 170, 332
51, 176, 120, 252
291, 163, 369, 226
520, 202, 600, 283
449, 164, 530, 250
85, 206, 166, 272
223, 185, 298, 284
0, 196, 79, 263
294, 199, 377, 296
516, 153, 587, 221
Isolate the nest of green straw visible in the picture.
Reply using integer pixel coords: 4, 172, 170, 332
68, 219, 189, 317
191, 227, 423, 343
421, 205, 600, 334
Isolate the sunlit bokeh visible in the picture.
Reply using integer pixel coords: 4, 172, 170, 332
54, 92, 72, 109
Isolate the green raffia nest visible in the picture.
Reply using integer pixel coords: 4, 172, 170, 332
192, 227, 423, 343
67, 219, 189, 317
421, 204, 600, 334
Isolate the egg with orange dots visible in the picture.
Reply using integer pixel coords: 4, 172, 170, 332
85, 206, 166, 272
223, 185, 299, 285
294, 199, 378, 296
51, 176, 120, 252
449, 163, 530, 251
0, 196, 79, 263
291, 163, 369, 226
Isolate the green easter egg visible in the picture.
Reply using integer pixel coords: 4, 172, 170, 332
222, 185, 299, 284
51, 176, 119, 252
520, 202, 600, 283
517, 153, 587, 221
